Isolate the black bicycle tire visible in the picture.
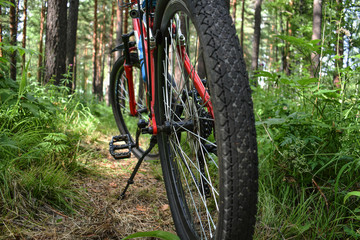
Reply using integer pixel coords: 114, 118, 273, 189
109, 54, 159, 160
154, 0, 258, 239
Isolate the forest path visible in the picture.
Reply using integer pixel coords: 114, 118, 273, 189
20, 134, 174, 239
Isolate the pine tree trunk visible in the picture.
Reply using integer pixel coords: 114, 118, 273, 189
310, 0, 322, 78
123, 0, 129, 34
285, 18, 292, 76
92, 0, 102, 99
231, 0, 237, 22
107, 0, 116, 105
9, 0, 18, 81
280, 10, 286, 73
269, 24, 275, 71
251, 0, 262, 86
115, 2, 123, 60
109, 0, 115, 64
96, 4, 106, 102
240, 0, 245, 48
37, 2, 46, 84
22, 0, 28, 69
83, 48, 88, 93
333, 0, 343, 88
66, 0, 80, 91
45, 0, 67, 85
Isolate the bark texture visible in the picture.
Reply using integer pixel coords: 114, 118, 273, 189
45, 0, 67, 85
66, 0, 80, 91
92, 0, 103, 99
251, 0, 262, 85
115, 1, 123, 60
22, 0, 28, 68
9, 0, 18, 81
37, 2, 46, 83
310, 0, 322, 78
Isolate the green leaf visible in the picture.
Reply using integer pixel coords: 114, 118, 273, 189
350, 54, 360, 59
0, 1, 14, 7
344, 226, 360, 238
254, 71, 277, 80
121, 231, 180, 240
296, 78, 318, 86
21, 102, 40, 116
344, 106, 354, 119
344, 191, 360, 203
280, 78, 291, 84
18, 61, 30, 97
0, 56, 9, 63
256, 118, 286, 126
313, 89, 339, 99
334, 54, 343, 60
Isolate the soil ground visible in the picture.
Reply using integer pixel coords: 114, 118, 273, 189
3, 135, 175, 240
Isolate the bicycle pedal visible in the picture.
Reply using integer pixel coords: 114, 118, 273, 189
109, 134, 132, 159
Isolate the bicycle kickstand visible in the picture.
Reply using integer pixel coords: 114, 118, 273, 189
119, 135, 157, 200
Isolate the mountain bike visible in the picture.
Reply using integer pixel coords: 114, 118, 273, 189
109, 0, 259, 239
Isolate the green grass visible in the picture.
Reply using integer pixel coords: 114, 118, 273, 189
253, 77, 360, 239
0, 76, 110, 232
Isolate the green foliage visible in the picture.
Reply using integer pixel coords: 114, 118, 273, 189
254, 41, 360, 238
121, 231, 180, 240
0, 68, 103, 221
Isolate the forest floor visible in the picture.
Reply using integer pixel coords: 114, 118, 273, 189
5, 134, 175, 240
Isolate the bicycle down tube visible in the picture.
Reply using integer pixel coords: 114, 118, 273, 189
124, 9, 213, 134
125, 15, 214, 132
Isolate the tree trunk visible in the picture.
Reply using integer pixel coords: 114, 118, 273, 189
96, 4, 106, 102
37, 2, 46, 84
231, 0, 237, 22
115, 1, 123, 60
240, 0, 245, 48
21, 0, 28, 69
9, 0, 19, 81
45, 0, 67, 85
92, 0, 102, 99
251, 0, 262, 86
123, 0, 129, 34
280, 9, 286, 73
285, 16, 292, 76
333, 0, 343, 88
66, 0, 80, 91
107, 0, 116, 105
310, 0, 322, 78
83, 47, 88, 93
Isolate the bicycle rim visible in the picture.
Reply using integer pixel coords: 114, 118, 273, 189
110, 55, 159, 159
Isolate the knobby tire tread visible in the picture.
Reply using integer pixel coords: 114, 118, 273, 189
154, 0, 258, 239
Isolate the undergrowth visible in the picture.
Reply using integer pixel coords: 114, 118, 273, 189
0, 73, 114, 236
253, 63, 360, 238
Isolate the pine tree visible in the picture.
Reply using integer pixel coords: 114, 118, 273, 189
311, 0, 322, 78
21, 0, 28, 69
37, 2, 46, 84
66, 0, 80, 91
45, 0, 67, 85
9, 0, 19, 81
251, 0, 262, 86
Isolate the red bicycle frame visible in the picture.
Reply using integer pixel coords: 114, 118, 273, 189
123, 1, 214, 135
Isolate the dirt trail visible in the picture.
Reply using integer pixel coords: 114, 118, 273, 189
8, 135, 175, 239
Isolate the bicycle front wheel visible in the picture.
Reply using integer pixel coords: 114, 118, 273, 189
154, 0, 258, 239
